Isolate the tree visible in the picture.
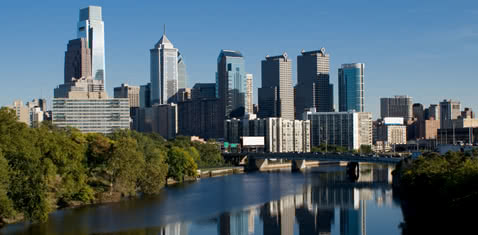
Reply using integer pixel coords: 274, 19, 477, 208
167, 147, 198, 181
107, 137, 145, 196
0, 151, 15, 222
359, 145, 373, 154
139, 148, 168, 194
193, 141, 224, 168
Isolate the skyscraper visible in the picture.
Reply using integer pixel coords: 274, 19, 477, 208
114, 83, 140, 108
246, 74, 253, 115
217, 50, 246, 118
339, 63, 364, 112
64, 38, 91, 84
150, 31, 179, 105
439, 99, 461, 128
77, 6, 105, 84
259, 53, 294, 120
295, 48, 333, 119
380, 96, 413, 121
177, 51, 188, 89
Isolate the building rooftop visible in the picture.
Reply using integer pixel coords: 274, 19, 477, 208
219, 50, 243, 58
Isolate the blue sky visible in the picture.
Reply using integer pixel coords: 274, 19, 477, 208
1, 0, 478, 118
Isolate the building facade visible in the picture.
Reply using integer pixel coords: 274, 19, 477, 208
259, 53, 294, 120
150, 33, 178, 104
224, 117, 311, 153
192, 83, 216, 100
77, 6, 105, 83
295, 48, 333, 119
114, 83, 140, 108
380, 96, 413, 121
177, 51, 188, 89
376, 118, 407, 145
439, 99, 461, 128
338, 63, 364, 112
177, 98, 220, 139
139, 83, 151, 108
246, 74, 253, 115
52, 98, 130, 134
64, 38, 91, 84
304, 110, 372, 150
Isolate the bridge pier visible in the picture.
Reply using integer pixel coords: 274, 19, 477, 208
291, 159, 306, 171
346, 162, 360, 181
246, 158, 268, 171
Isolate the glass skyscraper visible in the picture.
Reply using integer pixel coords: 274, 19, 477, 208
150, 33, 178, 104
177, 51, 188, 89
338, 63, 365, 112
77, 6, 105, 84
217, 50, 246, 118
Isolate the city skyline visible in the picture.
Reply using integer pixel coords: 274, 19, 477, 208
2, 1, 478, 118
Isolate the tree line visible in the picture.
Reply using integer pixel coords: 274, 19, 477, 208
0, 107, 224, 225
396, 151, 478, 234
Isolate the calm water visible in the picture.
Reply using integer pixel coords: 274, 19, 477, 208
0, 164, 403, 235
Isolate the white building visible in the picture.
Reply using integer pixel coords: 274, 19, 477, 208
245, 73, 253, 114
224, 117, 310, 153
304, 109, 372, 150
376, 117, 407, 145
53, 98, 130, 134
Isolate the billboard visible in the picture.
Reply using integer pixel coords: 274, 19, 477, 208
383, 117, 404, 125
241, 136, 265, 146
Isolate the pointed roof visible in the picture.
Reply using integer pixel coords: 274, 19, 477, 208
154, 34, 174, 49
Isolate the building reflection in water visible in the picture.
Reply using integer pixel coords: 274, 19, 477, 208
159, 164, 393, 235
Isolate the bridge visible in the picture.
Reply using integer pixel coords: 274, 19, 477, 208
223, 152, 403, 172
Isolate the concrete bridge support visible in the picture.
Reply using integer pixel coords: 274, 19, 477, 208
292, 160, 306, 171
346, 162, 360, 181
246, 158, 268, 171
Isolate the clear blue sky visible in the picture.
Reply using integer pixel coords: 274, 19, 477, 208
1, 0, 478, 118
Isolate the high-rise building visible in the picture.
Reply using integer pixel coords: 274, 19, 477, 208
139, 83, 151, 108
64, 38, 91, 84
177, 51, 188, 89
177, 98, 220, 139
380, 95, 413, 121
176, 88, 192, 102
295, 48, 333, 119
413, 103, 424, 121
258, 53, 294, 120
224, 117, 311, 153
376, 118, 407, 145
217, 50, 246, 138
8, 100, 30, 125
305, 110, 372, 150
114, 83, 140, 108
439, 99, 461, 128
246, 74, 253, 115
338, 63, 364, 112
77, 6, 105, 84
150, 31, 179, 104
192, 83, 216, 100
428, 104, 440, 120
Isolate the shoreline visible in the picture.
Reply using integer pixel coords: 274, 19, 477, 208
1, 161, 345, 228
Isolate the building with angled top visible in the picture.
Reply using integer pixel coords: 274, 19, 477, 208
258, 53, 294, 120
150, 30, 179, 104
177, 51, 188, 90
295, 48, 333, 119
338, 63, 364, 112
77, 6, 105, 84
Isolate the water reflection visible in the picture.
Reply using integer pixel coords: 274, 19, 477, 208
0, 164, 399, 235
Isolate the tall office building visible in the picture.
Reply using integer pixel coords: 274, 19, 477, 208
338, 63, 364, 112
64, 38, 91, 84
177, 51, 188, 89
114, 83, 140, 108
246, 74, 253, 115
217, 50, 246, 138
192, 83, 216, 100
217, 50, 246, 118
150, 31, 179, 104
295, 48, 333, 119
77, 6, 105, 84
139, 83, 151, 108
380, 96, 413, 121
258, 53, 294, 120
439, 99, 461, 128
428, 104, 440, 120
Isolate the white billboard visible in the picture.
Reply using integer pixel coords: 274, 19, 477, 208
384, 117, 404, 125
241, 136, 265, 146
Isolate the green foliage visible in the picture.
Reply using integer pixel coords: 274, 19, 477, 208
0, 151, 15, 220
359, 145, 373, 154
311, 144, 350, 153
167, 147, 198, 181
0, 107, 224, 224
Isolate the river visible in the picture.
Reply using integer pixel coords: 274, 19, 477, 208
0, 164, 403, 235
